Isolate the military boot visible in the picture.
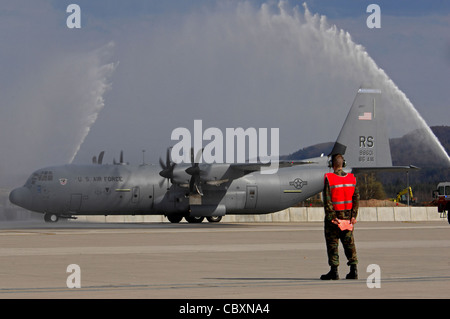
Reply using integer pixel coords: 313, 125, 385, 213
346, 264, 358, 279
320, 266, 339, 280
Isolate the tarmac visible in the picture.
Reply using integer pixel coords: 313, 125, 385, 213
0, 219, 449, 301
73, 206, 445, 223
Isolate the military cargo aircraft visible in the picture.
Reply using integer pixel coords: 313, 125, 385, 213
9, 88, 417, 223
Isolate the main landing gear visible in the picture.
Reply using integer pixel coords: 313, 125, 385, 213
166, 214, 222, 224
43, 213, 77, 223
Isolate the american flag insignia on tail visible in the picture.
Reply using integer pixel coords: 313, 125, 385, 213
358, 112, 372, 120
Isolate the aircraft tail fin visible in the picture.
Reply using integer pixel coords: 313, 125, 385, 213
330, 87, 395, 169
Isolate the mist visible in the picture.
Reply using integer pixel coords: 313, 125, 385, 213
2, 1, 448, 188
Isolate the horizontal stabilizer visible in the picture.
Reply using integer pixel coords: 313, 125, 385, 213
352, 165, 420, 174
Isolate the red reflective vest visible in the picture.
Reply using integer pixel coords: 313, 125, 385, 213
325, 172, 356, 211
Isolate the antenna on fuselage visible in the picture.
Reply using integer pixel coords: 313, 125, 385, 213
113, 150, 129, 165
92, 151, 105, 164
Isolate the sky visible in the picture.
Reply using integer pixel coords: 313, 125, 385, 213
1, 0, 449, 187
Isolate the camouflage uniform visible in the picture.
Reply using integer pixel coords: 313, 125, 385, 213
323, 168, 359, 267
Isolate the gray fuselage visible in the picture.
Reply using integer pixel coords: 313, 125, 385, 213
10, 157, 329, 218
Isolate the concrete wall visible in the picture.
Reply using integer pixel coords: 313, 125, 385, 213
75, 206, 444, 223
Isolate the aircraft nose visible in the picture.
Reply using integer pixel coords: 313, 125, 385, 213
9, 187, 32, 209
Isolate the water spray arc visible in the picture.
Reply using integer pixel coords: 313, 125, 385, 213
71, 3, 448, 167
271, 2, 450, 165
68, 43, 117, 164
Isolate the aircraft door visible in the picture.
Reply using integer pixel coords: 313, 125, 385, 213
69, 194, 82, 212
245, 186, 258, 209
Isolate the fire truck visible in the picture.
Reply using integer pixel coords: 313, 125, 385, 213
433, 182, 450, 224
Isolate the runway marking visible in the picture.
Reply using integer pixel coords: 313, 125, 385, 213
2, 275, 450, 295
0, 239, 449, 257
0, 223, 447, 237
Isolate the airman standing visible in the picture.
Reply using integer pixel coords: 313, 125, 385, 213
321, 154, 359, 280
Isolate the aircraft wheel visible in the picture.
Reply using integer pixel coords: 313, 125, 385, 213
206, 216, 222, 223
167, 214, 183, 223
44, 213, 59, 223
185, 216, 204, 223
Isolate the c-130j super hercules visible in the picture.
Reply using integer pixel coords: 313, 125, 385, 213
9, 88, 417, 223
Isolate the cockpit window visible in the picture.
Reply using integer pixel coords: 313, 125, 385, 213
26, 171, 53, 186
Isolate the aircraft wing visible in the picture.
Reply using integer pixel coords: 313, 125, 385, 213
351, 165, 420, 174
230, 160, 316, 173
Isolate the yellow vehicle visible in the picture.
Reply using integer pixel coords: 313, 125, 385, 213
392, 187, 415, 204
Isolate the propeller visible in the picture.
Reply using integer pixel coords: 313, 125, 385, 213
98, 151, 105, 164
92, 151, 105, 164
185, 147, 204, 196
159, 147, 176, 188
113, 150, 127, 165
